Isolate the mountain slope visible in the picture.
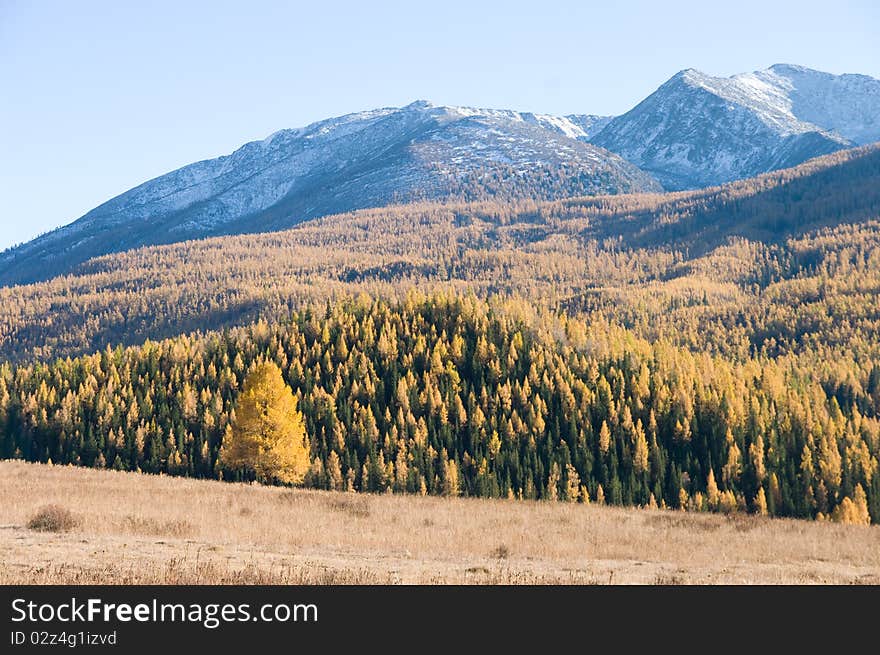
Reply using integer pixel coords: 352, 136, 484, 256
769, 64, 880, 145
1, 144, 878, 364
0, 102, 658, 288
592, 64, 880, 189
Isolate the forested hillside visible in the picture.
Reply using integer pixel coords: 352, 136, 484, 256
0, 102, 659, 288
1, 145, 878, 364
1, 145, 878, 524
2, 293, 877, 523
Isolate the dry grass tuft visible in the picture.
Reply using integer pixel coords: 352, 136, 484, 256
325, 495, 371, 518
26, 505, 79, 533
123, 516, 193, 538
491, 544, 511, 560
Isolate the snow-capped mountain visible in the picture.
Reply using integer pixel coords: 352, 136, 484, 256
3, 64, 877, 288
0, 101, 657, 287
592, 64, 880, 189
526, 113, 613, 140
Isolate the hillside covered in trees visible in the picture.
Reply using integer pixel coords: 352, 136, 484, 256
1, 293, 877, 523
0, 145, 878, 523
1, 144, 878, 365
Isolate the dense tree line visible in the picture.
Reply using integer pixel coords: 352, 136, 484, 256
1, 293, 877, 523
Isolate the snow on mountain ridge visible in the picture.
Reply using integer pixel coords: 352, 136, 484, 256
674, 68, 837, 138
75, 101, 637, 233
592, 64, 878, 190
763, 64, 880, 145
3, 63, 876, 286
0, 100, 659, 287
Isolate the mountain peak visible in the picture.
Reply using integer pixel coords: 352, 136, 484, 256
3, 63, 877, 287
403, 99, 435, 110
592, 63, 878, 190
768, 63, 817, 75
0, 101, 660, 287
670, 68, 707, 83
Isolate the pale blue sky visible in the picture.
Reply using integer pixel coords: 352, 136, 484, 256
1, 0, 878, 250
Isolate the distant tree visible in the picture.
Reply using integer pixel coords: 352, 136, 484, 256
219, 361, 310, 484
564, 463, 580, 502
832, 485, 871, 525
598, 421, 611, 454
441, 451, 460, 497
706, 468, 721, 511
754, 488, 768, 516
326, 451, 344, 491
546, 462, 560, 501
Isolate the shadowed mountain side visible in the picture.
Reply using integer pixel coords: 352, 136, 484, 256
579, 143, 880, 251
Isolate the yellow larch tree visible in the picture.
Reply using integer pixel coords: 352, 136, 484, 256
831, 485, 871, 525
219, 361, 310, 485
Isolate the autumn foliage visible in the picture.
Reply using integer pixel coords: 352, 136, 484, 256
0, 146, 879, 524
220, 361, 310, 484
1, 292, 877, 524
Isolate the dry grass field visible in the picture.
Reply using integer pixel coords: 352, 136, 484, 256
1, 460, 878, 584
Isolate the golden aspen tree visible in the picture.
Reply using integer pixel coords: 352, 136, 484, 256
0, 377, 8, 423
376, 451, 389, 490
360, 462, 370, 491
674, 418, 691, 442
831, 485, 871, 525
441, 453, 460, 497
488, 430, 501, 458
719, 490, 738, 514
394, 448, 408, 491
395, 377, 410, 412
564, 463, 580, 502
180, 382, 198, 421
706, 468, 720, 510
800, 443, 814, 482
754, 487, 768, 516
678, 487, 688, 510
723, 436, 742, 486
219, 361, 310, 485
818, 436, 842, 493
598, 420, 611, 454
853, 485, 871, 524
326, 451, 344, 491
769, 472, 782, 510
749, 434, 765, 483
546, 462, 560, 501
633, 420, 649, 474
579, 485, 590, 504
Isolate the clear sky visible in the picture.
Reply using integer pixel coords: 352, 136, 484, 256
1, 0, 878, 250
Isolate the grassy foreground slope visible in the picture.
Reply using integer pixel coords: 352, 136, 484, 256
1, 461, 877, 584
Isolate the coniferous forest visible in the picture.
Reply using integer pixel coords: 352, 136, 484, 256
1, 146, 879, 524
